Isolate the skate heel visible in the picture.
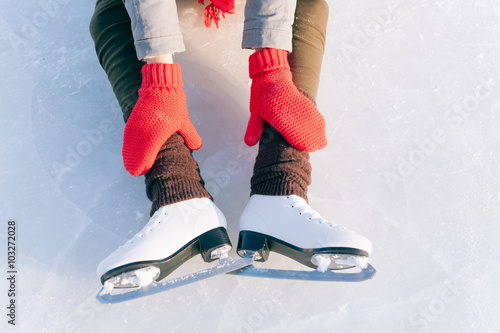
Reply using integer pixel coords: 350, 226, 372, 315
199, 227, 232, 262
236, 231, 270, 262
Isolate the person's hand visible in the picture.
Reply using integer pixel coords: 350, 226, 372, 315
245, 48, 327, 152
123, 63, 202, 176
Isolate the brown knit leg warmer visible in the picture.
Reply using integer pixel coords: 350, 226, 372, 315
145, 133, 212, 216
250, 0, 329, 202
251, 123, 312, 199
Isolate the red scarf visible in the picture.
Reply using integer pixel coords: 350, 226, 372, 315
199, 0, 235, 28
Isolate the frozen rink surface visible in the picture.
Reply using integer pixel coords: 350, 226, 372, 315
1, 0, 500, 332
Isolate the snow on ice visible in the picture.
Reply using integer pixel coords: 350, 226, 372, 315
1, 0, 500, 332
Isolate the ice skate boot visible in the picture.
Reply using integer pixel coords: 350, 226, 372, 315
236, 195, 373, 276
97, 198, 232, 289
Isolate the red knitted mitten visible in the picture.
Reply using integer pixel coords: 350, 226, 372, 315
245, 48, 327, 152
123, 63, 202, 176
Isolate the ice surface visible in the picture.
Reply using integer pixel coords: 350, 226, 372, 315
1, 0, 500, 332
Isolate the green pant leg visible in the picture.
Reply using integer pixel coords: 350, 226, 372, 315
289, 0, 329, 102
89, 0, 143, 122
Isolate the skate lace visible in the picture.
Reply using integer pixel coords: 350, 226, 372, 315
287, 196, 338, 227
125, 208, 170, 246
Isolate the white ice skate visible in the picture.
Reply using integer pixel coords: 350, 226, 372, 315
231, 195, 376, 281
96, 198, 252, 303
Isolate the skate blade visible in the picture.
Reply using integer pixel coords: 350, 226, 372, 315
96, 256, 254, 304
229, 261, 376, 282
